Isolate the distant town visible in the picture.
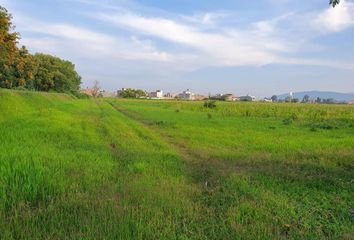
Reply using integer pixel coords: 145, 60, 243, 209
81, 86, 354, 105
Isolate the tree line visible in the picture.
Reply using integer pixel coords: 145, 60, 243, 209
0, 6, 81, 94
117, 88, 147, 98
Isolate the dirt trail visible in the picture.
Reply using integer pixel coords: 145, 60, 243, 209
107, 102, 234, 186
108, 102, 195, 160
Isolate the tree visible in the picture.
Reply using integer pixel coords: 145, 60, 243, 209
271, 95, 278, 102
330, 0, 340, 7
302, 94, 310, 103
13, 46, 35, 88
0, 6, 82, 93
92, 80, 101, 97
0, 6, 19, 88
315, 97, 322, 103
32, 54, 81, 93
118, 88, 146, 98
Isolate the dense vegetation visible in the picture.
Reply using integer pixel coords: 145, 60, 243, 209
0, 89, 353, 239
0, 6, 81, 93
117, 88, 147, 98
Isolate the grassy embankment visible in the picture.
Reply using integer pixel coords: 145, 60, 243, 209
0, 89, 353, 239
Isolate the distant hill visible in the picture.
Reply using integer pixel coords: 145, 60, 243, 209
277, 91, 354, 102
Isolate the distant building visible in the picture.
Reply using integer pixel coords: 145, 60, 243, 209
101, 90, 117, 98
149, 90, 164, 99
164, 92, 177, 99
210, 94, 224, 100
194, 95, 207, 101
210, 93, 235, 101
239, 95, 256, 102
80, 88, 95, 97
178, 89, 195, 100
222, 94, 235, 101
262, 97, 273, 102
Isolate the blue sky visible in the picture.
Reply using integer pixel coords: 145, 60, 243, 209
1, 0, 354, 96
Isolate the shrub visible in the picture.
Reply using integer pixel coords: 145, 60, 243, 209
283, 118, 293, 125
204, 100, 217, 109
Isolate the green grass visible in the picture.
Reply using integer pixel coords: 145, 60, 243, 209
0, 89, 353, 239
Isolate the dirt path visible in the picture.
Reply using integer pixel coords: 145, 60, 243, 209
108, 101, 236, 188
108, 102, 194, 159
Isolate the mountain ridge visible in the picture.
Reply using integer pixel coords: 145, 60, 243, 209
277, 91, 354, 102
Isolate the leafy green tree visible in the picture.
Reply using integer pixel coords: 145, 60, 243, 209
0, 6, 82, 93
33, 54, 81, 93
13, 46, 35, 88
0, 6, 19, 88
119, 88, 146, 98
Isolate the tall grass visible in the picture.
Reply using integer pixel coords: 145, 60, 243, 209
110, 98, 354, 239
115, 98, 354, 121
0, 90, 353, 239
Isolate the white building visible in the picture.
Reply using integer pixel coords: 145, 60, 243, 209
178, 89, 195, 100
149, 90, 164, 99
262, 97, 273, 102
239, 95, 256, 102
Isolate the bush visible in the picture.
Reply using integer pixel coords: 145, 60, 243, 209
283, 118, 293, 125
204, 100, 217, 109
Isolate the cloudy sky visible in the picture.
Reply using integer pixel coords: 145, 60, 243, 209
1, 0, 354, 96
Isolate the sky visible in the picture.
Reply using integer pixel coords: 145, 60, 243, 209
1, 0, 354, 96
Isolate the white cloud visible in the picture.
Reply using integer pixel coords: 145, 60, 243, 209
0, 0, 8, 5
96, 10, 354, 70
71, 0, 354, 71
314, 2, 354, 33
14, 15, 171, 62
97, 12, 292, 68
10, 0, 354, 83
181, 12, 231, 27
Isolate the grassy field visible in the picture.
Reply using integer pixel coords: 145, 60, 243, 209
0, 89, 353, 239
